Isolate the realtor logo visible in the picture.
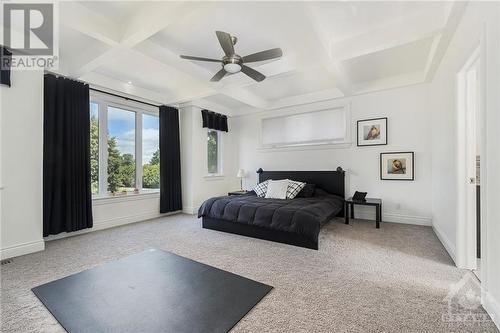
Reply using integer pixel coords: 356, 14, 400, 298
2, 1, 58, 69
442, 272, 492, 326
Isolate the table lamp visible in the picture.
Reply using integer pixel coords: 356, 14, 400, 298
236, 169, 245, 191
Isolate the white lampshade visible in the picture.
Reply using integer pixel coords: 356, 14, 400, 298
236, 169, 245, 178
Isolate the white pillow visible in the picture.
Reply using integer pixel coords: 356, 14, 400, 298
286, 179, 306, 199
253, 180, 271, 197
265, 180, 289, 199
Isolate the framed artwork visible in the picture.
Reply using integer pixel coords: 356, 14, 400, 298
380, 152, 414, 181
357, 117, 387, 146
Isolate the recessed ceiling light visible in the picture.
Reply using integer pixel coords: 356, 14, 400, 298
127, 81, 132, 85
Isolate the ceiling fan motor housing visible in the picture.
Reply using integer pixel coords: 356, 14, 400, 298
223, 54, 242, 66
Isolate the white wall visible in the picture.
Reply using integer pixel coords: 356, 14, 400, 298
0, 70, 45, 259
429, 1, 500, 327
233, 84, 432, 226
180, 104, 238, 214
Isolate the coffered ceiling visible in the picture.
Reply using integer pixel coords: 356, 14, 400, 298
57, 1, 467, 115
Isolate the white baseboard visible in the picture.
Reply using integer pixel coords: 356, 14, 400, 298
45, 211, 180, 241
182, 205, 200, 215
0, 239, 45, 260
93, 212, 172, 230
182, 206, 196, 215
432, 223, 456, 263
483, 289, 500, 330
353, 207, 432, 226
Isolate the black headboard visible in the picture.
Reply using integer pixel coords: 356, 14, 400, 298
257, 167, 345, 199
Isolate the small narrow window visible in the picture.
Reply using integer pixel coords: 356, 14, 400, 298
142, 114, 160, 189
89, 102, 99, 194
207, 130, 219, 174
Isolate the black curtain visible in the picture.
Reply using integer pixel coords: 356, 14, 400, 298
159, 105, 182, 213
0, 46, 12, 87
201, 109, 228, 132
43, 74, 93, 236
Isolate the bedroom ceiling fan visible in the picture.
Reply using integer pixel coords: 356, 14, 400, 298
180, 31, 283, 82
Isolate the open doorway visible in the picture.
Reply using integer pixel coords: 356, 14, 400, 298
456, 46, 482, 278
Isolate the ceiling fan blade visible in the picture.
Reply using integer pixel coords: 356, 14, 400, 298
215, 31, 235, 56
242, 48, 283, 63
180, 55, 221, 63
210, 68, 227, 82
241, 65, 265, 82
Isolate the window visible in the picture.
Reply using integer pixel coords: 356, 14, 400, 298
207, 129, 220, 174
260, 106, 350, 149
89, 94, 160, 196
107, 106, 136, 192
90, 102, 99, 194
142, 114, 160, 189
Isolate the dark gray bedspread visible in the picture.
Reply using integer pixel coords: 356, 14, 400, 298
197, 190, 344, 239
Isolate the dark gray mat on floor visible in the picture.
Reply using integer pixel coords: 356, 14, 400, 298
32, 249, 272, 333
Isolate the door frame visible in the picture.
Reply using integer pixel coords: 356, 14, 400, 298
455, 28, 487, 274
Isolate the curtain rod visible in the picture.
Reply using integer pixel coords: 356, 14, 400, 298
89, 87, 161, 108
44, 70, 164, 108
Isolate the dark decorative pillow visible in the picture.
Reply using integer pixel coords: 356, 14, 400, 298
297, 183, 316, 198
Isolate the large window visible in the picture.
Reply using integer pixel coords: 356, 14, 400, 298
207, 130, 220, 174
89, 94, 160, 196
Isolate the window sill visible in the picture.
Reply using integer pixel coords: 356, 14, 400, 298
203, 174, 225, 181
258, 141, 352, 152
92, 190, 160, 205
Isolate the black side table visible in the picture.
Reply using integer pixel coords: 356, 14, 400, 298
228, 190, 249, 196
345, 197, 383, 228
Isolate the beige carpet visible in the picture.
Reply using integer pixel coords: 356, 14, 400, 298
1, 214, 497, 333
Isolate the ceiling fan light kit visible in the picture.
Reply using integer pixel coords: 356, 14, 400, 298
179, 31, 283, 82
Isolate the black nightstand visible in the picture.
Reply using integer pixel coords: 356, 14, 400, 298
228, 190, 249, 196
344, 197, 383, 228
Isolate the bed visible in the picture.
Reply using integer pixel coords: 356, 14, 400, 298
198, 168, 345, 250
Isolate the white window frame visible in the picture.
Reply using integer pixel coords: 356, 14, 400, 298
90, 91, 160, 197
206, 129, 223, 177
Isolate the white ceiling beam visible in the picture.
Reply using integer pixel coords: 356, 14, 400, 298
302, 3, 354, 96
119, 2, 212, 47
271, 87, 344, 110
65, 2, 217, 80
139, 39, 216, 81
352, 71, 425, 95
69, 48, 124, 77
186, 98, 233, 116
168, 89, 219, 106
423, 1, 468, 82
60, 2, 120, 47
325, 63, 353, 96
329, 10, 446, 62
220, 87, 270, 109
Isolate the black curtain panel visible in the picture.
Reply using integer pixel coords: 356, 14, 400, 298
159, 105, 182, 213
43, 74, 93, 236
0, 46, 12, 87
201, 109, 228, 132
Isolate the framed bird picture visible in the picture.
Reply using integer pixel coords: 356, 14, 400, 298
357, 117, 387, 146
380, 152, 414, 181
